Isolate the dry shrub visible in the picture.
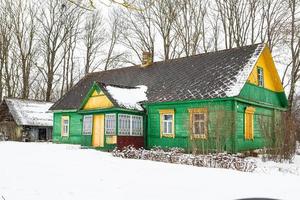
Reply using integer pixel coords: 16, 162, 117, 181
188, 108, 234, 154
260, 112, 297, 162
112, 145, 256, 172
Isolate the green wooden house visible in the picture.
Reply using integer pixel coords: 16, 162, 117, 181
49, 44, 287, 153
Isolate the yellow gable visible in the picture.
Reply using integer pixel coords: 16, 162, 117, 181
247, 46, 284, 92
83, 89, 114, 110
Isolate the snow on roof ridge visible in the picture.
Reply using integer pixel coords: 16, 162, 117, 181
106, 85, 148, 111
5, 98, 54, 127
225, 43, 265, 97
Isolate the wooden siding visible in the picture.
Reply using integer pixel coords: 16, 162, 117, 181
83, 93, 113, 110
235, 101, 274, 151
53, 112, 83, 144
147, 100, 235, 153
247, 46, 284, 92
117, 136, 144, 149
239, 83, 287, 108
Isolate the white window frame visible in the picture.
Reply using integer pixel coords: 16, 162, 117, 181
61, 116, 69, 137
118, 114, 143, 136
105, 114, 116, 135
131, 115, 143, 136
162, 114, 173, 134
82, 115, 93, 135
159, 109, 175, 138
257, 67, 264, 87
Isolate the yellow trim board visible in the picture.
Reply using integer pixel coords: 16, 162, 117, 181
159, 109, 175, 138
244, 107, 255, 140
188, 108, 208, 140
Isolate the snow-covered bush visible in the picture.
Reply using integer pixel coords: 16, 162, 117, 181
112, 146, 256, 172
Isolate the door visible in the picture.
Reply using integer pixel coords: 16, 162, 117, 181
38, 128, 47, 141
92, 114, 104, 147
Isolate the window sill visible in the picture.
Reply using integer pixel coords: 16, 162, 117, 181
190, 134, 207, 140
118, 134, 143, 137
161, 133, 175, 138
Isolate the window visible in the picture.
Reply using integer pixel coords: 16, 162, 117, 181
118, 114, 143, 136
159, 109, 175, 138
245, 107, 255, 140
105, 114, 116, 135
118, 114, 131, 135
132, 115, 143, 136
257, 67, 264, 87
83, 115, 93, 135
188, 108, 208, 139
61, 116, 69, 137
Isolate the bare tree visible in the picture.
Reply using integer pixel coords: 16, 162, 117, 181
83, 10, 106, 74
119, 0, 155, 64
286, 0, 300, 111
0, 0, 12, 100
38, 0, 79, 101
8, 0, 39, 99
260, 0, 289, 51
174, 0, 208, 56
104, 10, 124, 70
151, 0, 179, 60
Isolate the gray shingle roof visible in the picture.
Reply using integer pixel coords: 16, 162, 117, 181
50, 43, 264, 110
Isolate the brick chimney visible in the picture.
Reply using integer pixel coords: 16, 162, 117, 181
141, 52, 153, 67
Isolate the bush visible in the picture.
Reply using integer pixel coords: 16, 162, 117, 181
260, 112, 297, 162
112, 146, 256, 172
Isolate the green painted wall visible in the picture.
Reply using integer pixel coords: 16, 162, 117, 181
53, 109, 145, 151
53, 111, 83, 144
239, 83, 288, 108
235, 102, 271, 151
235, 83, 287, 152
147, 100, 235, 153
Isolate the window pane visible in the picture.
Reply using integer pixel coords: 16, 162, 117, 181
164, 121, 168, 133
194, 113, 204, 121
167, 121, 172, 134
257, 68, 264, 86
83, 116, 92, 135
194, 122, 200, 134
105, 114, 116, 135
118, 114, 130, 135
132, 116, 143, 136
200, 122, 205, 135
164, 115, 172, 121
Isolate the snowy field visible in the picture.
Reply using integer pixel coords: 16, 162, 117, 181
0, 142, 299, 200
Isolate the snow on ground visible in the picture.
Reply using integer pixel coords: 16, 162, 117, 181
0, 142, 299, 200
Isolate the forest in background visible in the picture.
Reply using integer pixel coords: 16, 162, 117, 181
0, 0, 299, 113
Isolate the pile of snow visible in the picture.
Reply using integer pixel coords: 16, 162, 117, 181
112, 146, 256, 172
0, 142, 299, 200
106, 85, 147, 111
4, 98, 53, 127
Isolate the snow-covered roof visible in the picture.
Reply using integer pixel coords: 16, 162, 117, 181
225, 43, 265, 97
106, 85, 148, 111
4, 98, 53, 127
51, 43, 270, 110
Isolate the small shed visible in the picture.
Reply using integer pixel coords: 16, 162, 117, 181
0, 97, 53, 142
